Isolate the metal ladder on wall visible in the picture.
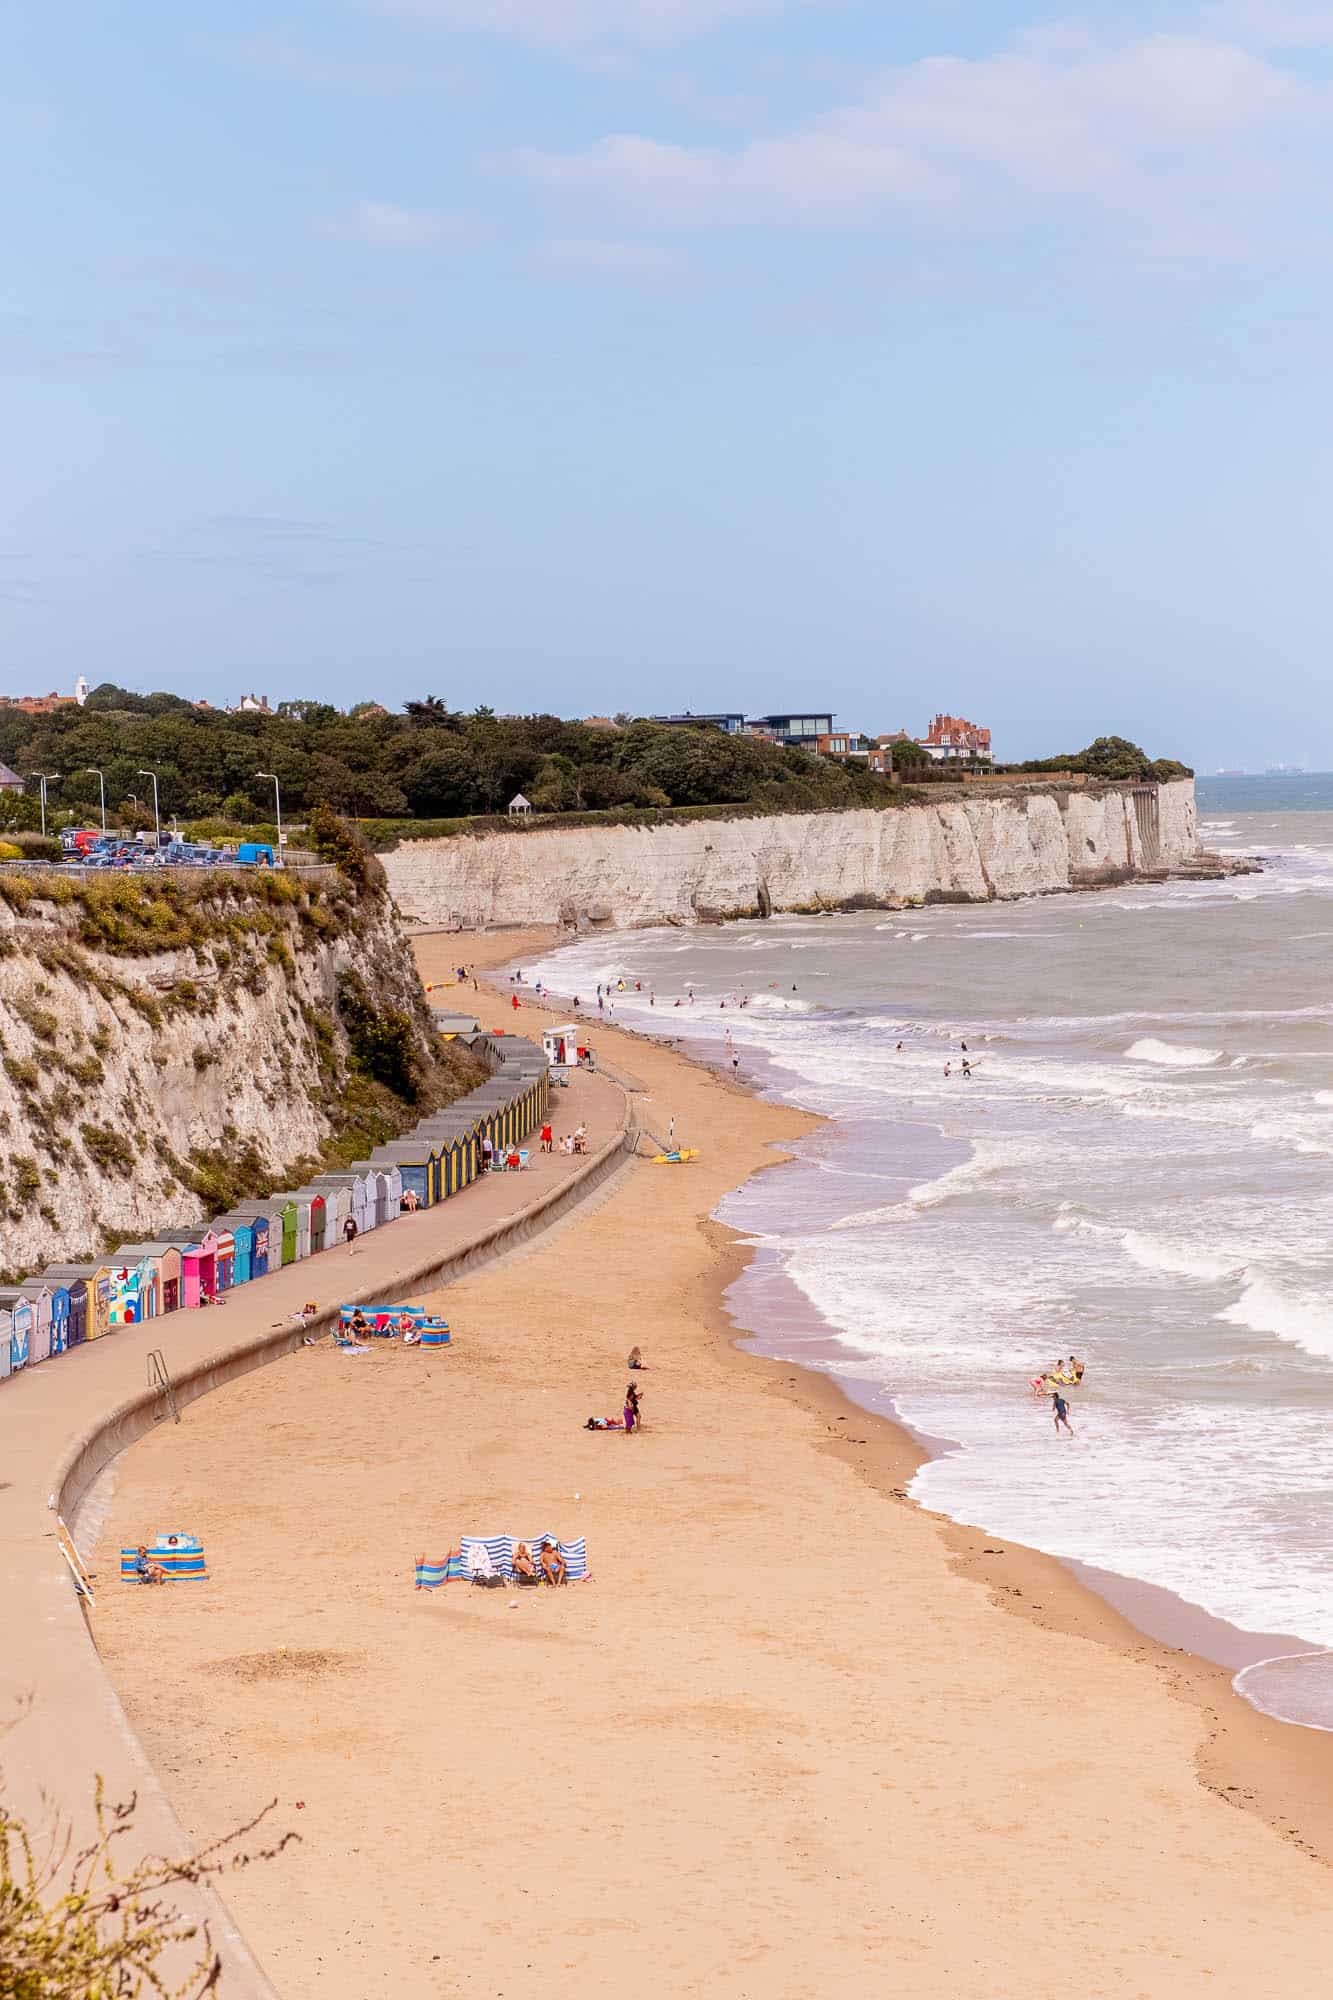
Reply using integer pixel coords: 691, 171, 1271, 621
147, 1348, 181, 1425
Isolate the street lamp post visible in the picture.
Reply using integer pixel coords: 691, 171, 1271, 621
35, 774, 60, 838
84, 767, 107, 834
136, 769, 161, 851
255, 771, 284, 866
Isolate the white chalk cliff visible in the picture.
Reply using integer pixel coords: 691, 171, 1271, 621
385, 780, 1207, 931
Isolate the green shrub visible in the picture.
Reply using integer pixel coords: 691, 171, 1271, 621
338, 972, 419, 1101
79, 1123, 136, 1175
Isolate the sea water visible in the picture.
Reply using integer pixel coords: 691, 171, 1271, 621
528, 778, 1333, 1728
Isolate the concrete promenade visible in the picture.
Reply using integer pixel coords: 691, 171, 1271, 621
0, 1062, 630, 1997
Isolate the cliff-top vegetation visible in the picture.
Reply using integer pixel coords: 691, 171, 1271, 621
0, 686, 1191, 842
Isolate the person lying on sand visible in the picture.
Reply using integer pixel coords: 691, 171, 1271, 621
540, 1540, 567, 1587
134, 1545, 166, 1585
513, 1542, 540, 1585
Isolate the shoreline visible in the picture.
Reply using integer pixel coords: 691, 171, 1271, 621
494, 925, 1333, 1844
87, 924, 1333, 1996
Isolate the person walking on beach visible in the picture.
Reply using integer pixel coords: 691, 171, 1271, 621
540, 1120, 553, 1153
1051, 1390, 1074, 1437
624, 1382, 642, 1434
344, 1214, 358, 1256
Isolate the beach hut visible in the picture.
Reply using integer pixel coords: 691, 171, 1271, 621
0, 1313, 10, 1383
88, 1265, 114, 1340
542, 1023, 590, 1074
228, 1204, 278, 1277
111, 1240, 180, 1320
213, 1226, 236, 1293
281, 1191, 314, 1259
351, 1161, 399, 1227
369, 1142, 436, 1211
107, 1254, 153, 1327
42, 1267, 103, 1348
272, 1196, 299, 1265
178, 1231, 219, 1309
310, 1177, 353, 1246
47, 1282, 70, 1355
214, 1215, 255, 1285
17, 1281, 52, 1364
0, 1291, 33, 1371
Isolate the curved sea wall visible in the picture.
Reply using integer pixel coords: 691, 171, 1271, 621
384, 780, 1203, 931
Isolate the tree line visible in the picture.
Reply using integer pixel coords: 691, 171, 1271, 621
0, 687, 1191, 833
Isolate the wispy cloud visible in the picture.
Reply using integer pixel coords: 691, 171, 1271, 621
385, 0, 790, 44
542, 236, 684, 276
330, 201, 464, 248
516, 28, 1328, 262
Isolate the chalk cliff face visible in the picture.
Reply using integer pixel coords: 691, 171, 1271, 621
384, 780, 1203, 932
0, 872, 473, 1277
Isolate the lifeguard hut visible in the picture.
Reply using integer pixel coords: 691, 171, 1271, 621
543, 1023, 593, 1072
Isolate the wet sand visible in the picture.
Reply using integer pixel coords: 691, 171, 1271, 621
91, 930, 1333, 1998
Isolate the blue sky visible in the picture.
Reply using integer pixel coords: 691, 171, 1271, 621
5, 1, 1333, 766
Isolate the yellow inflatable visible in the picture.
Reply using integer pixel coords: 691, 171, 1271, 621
652, 1149, 700, 1165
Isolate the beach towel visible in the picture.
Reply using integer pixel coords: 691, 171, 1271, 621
120, 1544, 208, 1581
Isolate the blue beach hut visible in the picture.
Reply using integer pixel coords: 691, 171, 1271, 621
48, 1283, 70, 1355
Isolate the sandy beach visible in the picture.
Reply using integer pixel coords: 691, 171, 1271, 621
89, 928, 1333, 1998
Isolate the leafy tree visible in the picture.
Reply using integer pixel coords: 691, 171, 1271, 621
0, 790, 39, 831
404, 696, 451, 728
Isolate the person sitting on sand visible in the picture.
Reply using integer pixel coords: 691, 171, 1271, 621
513, 1542, 540, 1585
540, 1539, 567, 1587
349, 1309, 370, 1340
134, 1545, 166, 1585
627, 1345, 644, 1371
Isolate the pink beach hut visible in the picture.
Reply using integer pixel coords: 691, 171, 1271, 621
181, 1230, 220, 1309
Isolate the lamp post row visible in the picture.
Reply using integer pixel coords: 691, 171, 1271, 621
26, 767, 282, 862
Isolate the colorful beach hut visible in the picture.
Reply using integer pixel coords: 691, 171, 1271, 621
176, 1231, 219, 1309
0, 1290, 33, 1371
0, 1312, 11, 1383
229, 1203, 278, 1277
266, 1196, 300, 1265
41, 1266, 108, 1347
47, 1281, 70, 1355
16, 1281, 52, 1365
369, 1142, 436, 1211
109, 1244, 180, 1320
213, 1215, 256, 1285
287, 1188, 327, 1256
213, 1226, 236, 1293
107, 1254, 153, 1327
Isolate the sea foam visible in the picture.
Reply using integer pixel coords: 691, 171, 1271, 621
1125, 1038, 1225, 1067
